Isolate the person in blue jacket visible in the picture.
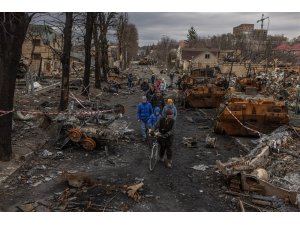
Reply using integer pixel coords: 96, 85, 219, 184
137, 96, 153, 142
147, 107, 162, 130
162, 98, 177, 120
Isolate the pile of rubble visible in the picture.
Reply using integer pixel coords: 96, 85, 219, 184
54, 98, 131, 151
216, 125, 300, 211
258, 70, 300, 109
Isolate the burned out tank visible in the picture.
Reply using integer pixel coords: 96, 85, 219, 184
214, 93, 289, 136
179, 67, 227, 108
236, 77, 265, 92
183, 84, 227, 108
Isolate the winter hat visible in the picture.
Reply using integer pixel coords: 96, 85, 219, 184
167, 99, 173, 104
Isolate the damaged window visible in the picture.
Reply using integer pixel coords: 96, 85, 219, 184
33, 39, 41, 46
32, 53, 41, 60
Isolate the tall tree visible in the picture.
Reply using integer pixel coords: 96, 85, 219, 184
93, 13, 101, 89
0, 13, 32, 161
82, 12, 95, 96
156, 36, 177, 68
116, 13, 128, 70
99, 12, 117, 81
59, 12, 73, 111
187, 26, 198, 42
124, 23, 139, 68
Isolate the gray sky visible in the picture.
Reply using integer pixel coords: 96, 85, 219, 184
128, 12, 300, 46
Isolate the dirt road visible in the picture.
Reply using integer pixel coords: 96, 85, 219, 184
0, 65, 243, 212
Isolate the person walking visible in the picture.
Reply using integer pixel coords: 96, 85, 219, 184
150, 90, 165, 111
140, 79, 150, 95
162, 98, 177, 120
128, 73, 133, 91
169, 72, 175, 87
137, 96, 153, 142
147, 106, 162, 130
160, 78, 167, 96
146, 85, 156, 102
151, 74, 156, 85
156, 108, 175, 168
156, 78, 162, 90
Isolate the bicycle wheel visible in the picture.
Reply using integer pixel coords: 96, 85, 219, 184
149, 143, 159, 171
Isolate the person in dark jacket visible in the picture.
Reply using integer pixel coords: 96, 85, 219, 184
169, 72, 175, 87
176, 76, 183, 90
150, 90, 165, 111
151, 74, 156, 85
156, 108, 175, 168
137, 96, 153, 142
140, 79, 150, 94
128, 73, 133, 91
146, 85, 156, 102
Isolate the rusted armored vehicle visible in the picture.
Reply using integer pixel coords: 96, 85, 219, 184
179, 67, 227, 108
183, 84, 227, 108
236, 77, 264, 92
214, 93, 289, 136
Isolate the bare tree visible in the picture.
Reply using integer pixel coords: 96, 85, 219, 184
59, 12, 73, 111
93, 13, 101, 89
156, 36, 177, 69
0, 13, 33, 161
99, 12, 117, 81
124, 23, 139, 68
82, 12, 95, 96
116, 13, 128, 70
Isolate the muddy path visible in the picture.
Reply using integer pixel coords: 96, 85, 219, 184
0, 65, 244, 212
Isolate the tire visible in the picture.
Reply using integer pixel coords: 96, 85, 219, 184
149, 143, 159, 171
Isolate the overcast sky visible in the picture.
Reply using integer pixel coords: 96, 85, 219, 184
128, 12, 300, 46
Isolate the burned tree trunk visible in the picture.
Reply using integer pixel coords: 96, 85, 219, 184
59, 12, 73, 111
93, 14, 101, 89
100, 32, 109, 82
99, 12, 117, 82
0, 13, 31, 161
116, 13, 128, 70
82, 12, 95, 96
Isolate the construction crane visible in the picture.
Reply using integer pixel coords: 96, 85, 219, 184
257, 13, 269, 29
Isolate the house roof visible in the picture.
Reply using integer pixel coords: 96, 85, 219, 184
70, 52, 85, 62
273, 43, 300, 51
290, 43, 300, 51
273, 43, 291, 51
181, 48, 219, 60
28, 24, 60, 43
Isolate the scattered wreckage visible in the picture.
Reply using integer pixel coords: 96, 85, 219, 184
54, 171, 145, 212
14, 98, 128, 152
216, 126, 300, 210
236, 77, 265, 92
179, 68, 227, 108
58, 103, 127, 151
214, 92, 289, 136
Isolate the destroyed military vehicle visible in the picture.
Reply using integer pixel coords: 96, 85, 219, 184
236, 77, 265, 92
214, 92, 289, 136
179, 67, 227, 108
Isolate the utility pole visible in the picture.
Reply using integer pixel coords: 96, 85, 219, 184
257, 13, 269, 30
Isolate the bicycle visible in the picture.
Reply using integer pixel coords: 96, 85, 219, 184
149, 130, 160, 171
